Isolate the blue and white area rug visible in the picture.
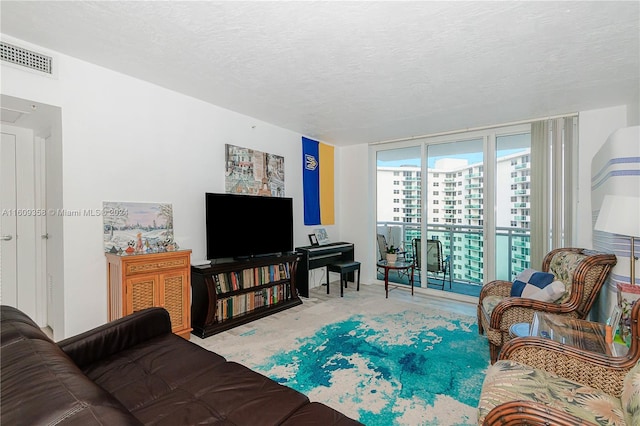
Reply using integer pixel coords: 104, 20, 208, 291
194, 284, 490, 425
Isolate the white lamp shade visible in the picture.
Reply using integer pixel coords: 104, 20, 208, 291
594, 195, 640, 237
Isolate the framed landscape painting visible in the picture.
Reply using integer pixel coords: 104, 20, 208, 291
103, 201, 174, 253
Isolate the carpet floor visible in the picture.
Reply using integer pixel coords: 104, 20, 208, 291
191, 283, 490, 425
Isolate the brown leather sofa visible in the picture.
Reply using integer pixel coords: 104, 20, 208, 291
1, 305, 362, 425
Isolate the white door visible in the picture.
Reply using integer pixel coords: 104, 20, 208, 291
0, 132, 18, 305
0, 125, 42, 324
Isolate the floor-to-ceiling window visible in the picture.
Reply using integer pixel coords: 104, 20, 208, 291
426, 138, 485, 289
374, 120, 572, 297
376, 146, 422, 260
495, 132, 531, 281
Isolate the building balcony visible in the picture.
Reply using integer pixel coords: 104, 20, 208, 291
515, 162, 529, 170
513, 239, 529, 248
376, 221, 530, 290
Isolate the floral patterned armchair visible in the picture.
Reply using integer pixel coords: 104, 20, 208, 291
477, 299, 640, 425
477, 248, 617, 363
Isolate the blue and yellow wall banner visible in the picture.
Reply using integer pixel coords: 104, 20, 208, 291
302, 137, 334, 226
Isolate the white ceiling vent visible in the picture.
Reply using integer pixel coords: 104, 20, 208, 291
1, 41, 53, 74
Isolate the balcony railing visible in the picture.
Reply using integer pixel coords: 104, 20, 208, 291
376, 221, 531, 291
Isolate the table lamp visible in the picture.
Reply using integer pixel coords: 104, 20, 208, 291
594, 194, 640, 285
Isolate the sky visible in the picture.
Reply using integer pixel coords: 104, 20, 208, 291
378, 148, 527, 169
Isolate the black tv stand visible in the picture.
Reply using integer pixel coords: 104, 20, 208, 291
191, 253, 301, 338
233, 252, 288, 261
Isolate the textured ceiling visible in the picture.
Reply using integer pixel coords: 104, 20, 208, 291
1, 1, 638, 146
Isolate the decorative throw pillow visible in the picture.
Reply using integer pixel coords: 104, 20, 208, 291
510, 268, 556, 298
527, 280, 566, 302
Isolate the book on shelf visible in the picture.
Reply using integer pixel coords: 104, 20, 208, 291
214, 283, 291, 323
213, 264, 295, 296
213, 275, 223, 294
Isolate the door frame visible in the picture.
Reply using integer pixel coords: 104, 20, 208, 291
0, 123, 47, 326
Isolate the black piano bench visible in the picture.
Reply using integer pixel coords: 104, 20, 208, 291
326, 261, 361, 297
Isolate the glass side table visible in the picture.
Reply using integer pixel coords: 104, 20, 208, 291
530, 312, 628, 357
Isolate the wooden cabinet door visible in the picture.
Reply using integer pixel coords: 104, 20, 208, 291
125, 274, 161, 315
159, 270, 190, 334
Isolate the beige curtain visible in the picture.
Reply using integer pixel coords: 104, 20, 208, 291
530, 117, 576, 268
530, 121, 549, 268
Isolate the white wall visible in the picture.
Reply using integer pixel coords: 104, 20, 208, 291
1, 36, 327, 337
337, 144, 374, 284
628, 98, 639, 127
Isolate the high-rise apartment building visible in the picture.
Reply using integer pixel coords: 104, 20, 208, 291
377, 151, 531, 286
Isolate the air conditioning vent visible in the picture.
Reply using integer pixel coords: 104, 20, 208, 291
1, 41, 52, 74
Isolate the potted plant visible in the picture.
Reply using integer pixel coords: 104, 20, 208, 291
386, 245, 399, 263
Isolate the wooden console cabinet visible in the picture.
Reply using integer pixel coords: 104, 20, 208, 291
190, 254, 302, 338
106, 250, 192, 339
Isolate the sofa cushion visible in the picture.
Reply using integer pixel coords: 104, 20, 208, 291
478, 359, 625, 425
622, 361, 640, 425
281, 402, 360, 426
1, 337, 141, 425
481, 295, 504, 316
547, 251, 587, 303
83, 333, 310, 425
0, 305, 52, 346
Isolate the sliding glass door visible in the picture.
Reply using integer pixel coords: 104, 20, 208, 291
376, 146, 422, 262
495, 133, 531, 281
425, 138, 484, 288
375, 125, 533, 296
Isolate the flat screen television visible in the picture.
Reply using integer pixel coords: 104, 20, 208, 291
205, 193, 293, 260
